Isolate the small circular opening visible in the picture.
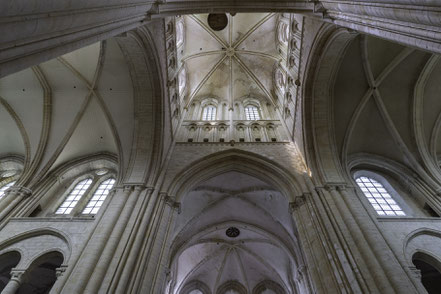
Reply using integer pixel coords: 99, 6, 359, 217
208, 13, 228, 31
225, 227, 240, 238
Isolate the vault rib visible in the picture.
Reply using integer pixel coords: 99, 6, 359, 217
182, 50, 225, 62
236, 50, 279, 61
186, 54, 227, 107
189, 15, 229, 48
233, 54, 276, 107
233, 13, 275, 50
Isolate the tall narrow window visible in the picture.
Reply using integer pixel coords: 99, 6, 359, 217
56, 178, 92, 214
245, 105, 260, 120
355, 176, 405, 216
82, 178, 115, 214
0, 182, 15, 200
202, 105, 216, 120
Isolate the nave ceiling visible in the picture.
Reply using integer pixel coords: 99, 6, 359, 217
178, 13, 289, 109
0, 39, 135, 185
168, 171, 303, 294
330, 33, 441, 183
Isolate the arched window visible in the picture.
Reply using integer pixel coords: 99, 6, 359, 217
56, 178, 92, 214
82, 178, 115, 214
0, 181, 16, 200
245, 105, 260, 120
202, 105, 216, 120
355, 176, 405, 216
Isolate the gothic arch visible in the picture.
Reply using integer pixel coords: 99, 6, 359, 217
216, 280, 247, 294
117, 26, 166, 185
303, 24, 358, 183
166, 149, 305, 202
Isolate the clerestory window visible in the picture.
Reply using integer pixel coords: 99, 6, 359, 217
82, 178, 115, 214
0, 181, 16, 200
355, 176, 405, 216
245, 105, 260, 120
202, 105, 216, 120
56, 178, 92, 214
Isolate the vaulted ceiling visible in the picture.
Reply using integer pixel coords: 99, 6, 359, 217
180, 13, 282, 108
169, 171, 301, 294
332, 34, 441, 182
0, 39, 135, 185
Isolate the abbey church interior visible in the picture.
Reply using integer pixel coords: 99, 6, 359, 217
1, 1, 441, 293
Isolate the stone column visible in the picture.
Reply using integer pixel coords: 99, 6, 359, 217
109, 188, 156, 292
83, 185, 145, 294
229, 107, 234, 142
323, 184, 383, 293
289, 193, 330, 293
1, 269, 25, 294
143, 195, 180, 293
338, 185, 420, 293
127, 193, 179, 293
60, 186, 132, 293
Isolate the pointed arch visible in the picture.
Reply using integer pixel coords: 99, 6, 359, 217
165, 149, 304, 201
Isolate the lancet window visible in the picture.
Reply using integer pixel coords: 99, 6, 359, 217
245, 105, 260, 120
202, 105, 217, 120
355, 176, 405, 216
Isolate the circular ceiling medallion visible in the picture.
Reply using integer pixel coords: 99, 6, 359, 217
208, 13, 228, 31
225, 227, 240, 238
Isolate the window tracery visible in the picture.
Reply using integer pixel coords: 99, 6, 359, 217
355, 176, 405, 216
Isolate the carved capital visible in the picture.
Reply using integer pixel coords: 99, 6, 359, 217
295, 265, 307, 282
409, 266, 422, 280
7, 186, 32, 198
163, 195, 181, 213
323, 183, 347, 192
10, 269, 26, 283
289, 194, 307, 212
55, 264, 68, 278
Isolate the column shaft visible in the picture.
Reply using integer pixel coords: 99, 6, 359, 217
84, 186, 144, 293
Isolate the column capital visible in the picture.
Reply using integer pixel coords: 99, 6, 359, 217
6, 186, 32, 198
10, 268, 26, 282
55, 264, 68, 278
163, 195, 181, 214
289, 194, 308, 212
408, 266, 422, 280
323, 183, 347, 192
295, 265, 307, 282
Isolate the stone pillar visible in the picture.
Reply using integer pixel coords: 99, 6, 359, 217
338, 185, 420, 293
289, 193, 330, 293
1, 269, 25, 294
60, 186, 132, 293
83, 185, 145, 294
128, 193, 179, 293
109, 188, 156, 292
229, 107, 234, 141
322, 184, 383, 293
